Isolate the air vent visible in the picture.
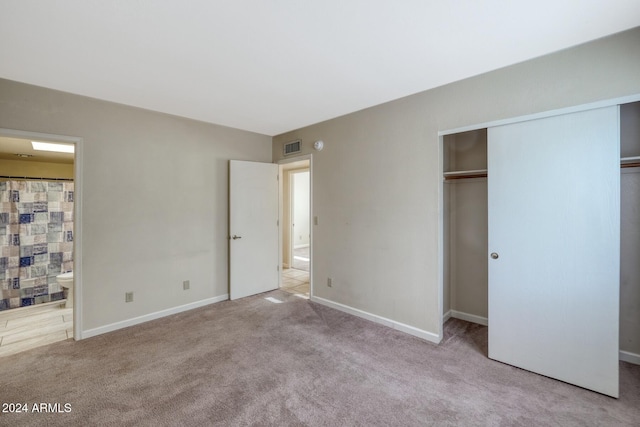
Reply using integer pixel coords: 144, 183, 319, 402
283, 140, 301, 156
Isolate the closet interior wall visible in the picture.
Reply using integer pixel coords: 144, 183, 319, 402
620, 101, 640, 359
443, 128, 488, 325
443, 102, 640, 362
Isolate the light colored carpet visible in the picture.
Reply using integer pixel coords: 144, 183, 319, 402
1, 290, 639, 426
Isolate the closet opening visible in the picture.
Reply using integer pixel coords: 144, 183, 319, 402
440, 101, 640, 369
442, 128, 488, 329
620, 101, 640, 364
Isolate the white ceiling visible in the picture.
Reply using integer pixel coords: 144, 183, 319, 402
1, 1, 639, 136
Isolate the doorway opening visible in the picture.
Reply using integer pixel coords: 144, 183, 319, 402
279, 156, 311, 299
0, 128, 81, 357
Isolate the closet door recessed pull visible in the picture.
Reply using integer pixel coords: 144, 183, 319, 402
490, 252, 499, 259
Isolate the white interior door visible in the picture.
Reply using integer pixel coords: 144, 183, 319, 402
230, 160, 279, 300
488, 106, 620, 397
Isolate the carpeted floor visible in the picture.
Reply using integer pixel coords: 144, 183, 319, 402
1, 290, 639, 426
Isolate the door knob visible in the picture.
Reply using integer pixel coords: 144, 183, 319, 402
232, 235, 242, 240
490, 252, 499, 259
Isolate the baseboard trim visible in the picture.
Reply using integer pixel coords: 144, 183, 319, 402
620, 350, 640, 365
445, 312, 639, 364
449, 310, 488, 326
80, 294, 229, 339
310, 296, 441, 344
293, 244, 310, 249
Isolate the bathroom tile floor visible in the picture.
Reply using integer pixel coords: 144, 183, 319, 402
281, 268, 310, 298
0, 302, 72, 358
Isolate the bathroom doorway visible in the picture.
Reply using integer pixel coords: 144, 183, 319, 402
0, 129, 79, 357
279, 156, 311, 299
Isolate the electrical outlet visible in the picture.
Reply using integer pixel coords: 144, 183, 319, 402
327, 277, 333, 288
183, 280, 190, 290
125, 292, 134, 303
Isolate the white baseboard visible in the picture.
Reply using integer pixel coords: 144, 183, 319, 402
80, 294, 228, 339
79, 293, 638, 366
620, 350, 640, 365
444, 311, 638, 364
310, 296, 441, 344
293, 243, 310, 249
448, 310, 488, 326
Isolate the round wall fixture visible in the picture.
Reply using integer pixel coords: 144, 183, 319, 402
313, 140, 324, 151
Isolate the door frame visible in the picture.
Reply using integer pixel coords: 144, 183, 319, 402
437, 93, 640, 344
0, 127, 84, 341
278, 154, 313, 294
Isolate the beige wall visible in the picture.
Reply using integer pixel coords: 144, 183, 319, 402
272, 27, 640, 341
0, 158, 74, 180
0, 79, 271, 332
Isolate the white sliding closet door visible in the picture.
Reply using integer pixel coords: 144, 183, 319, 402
488, 106, 620, 397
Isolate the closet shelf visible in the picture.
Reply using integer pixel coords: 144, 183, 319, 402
621, 156, 640, 169
443, 169, 488, 180
442, 156, 640, 179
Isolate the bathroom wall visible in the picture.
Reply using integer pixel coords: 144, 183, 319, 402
281, 163, 310, 268
292, 170, 310, 248
0, 158, 74, 180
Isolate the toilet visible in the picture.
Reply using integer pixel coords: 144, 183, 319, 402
56, 272, 74, 309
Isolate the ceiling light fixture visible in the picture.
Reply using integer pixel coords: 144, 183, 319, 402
31, 141, 75, 154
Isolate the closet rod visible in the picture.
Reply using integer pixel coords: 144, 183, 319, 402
621, 162, 640, 169
0, 175, 74, 182
444, 173, 487, 181
445, 161, 640, 181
